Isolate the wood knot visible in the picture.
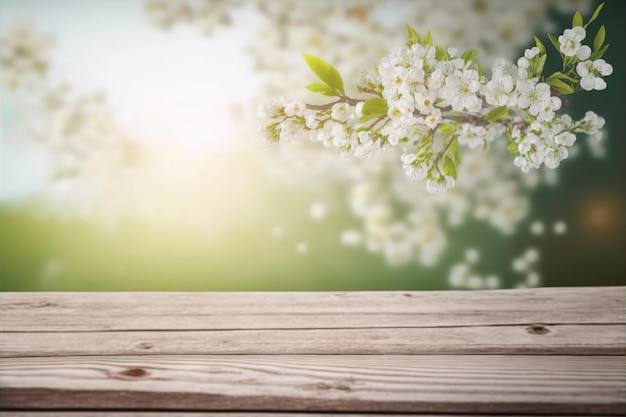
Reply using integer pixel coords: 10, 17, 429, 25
315, 382, 352, 391
526, 324, 550, 335
138, 342, 153, 350
30, 300, 58, 308
119, 368, 147, 378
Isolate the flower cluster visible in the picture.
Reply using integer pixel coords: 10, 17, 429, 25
0, 25, 143, 222
144, 0, 598, 271
259, 3, 612, 194
144, 0, 243, 35
0, 23, 53, 90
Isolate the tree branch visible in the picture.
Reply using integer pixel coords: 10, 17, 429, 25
306, 95, 363, 111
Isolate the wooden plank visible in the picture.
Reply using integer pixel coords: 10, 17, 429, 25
1, 287, 623, 332
2, 324, 624, 357
1, 355, 624, 414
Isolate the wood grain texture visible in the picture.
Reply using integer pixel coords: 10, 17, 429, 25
2, 324, 624, 357
2, 355, 624, 414
1, 287, 624, 332
2, 288, 624, 415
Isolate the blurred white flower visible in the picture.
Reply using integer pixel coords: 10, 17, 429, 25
530, 221, 544, 235
553, 220, 567, 234
524, 247, 540, 263
512, 257, 528, 272
485, 275, 500, 289
296, 242, 309, 253
309, 202, 327, 220
340, 229, 363, 246
0, 23, 53, 89
526, 272, 541, 287
465, 248, 480, 264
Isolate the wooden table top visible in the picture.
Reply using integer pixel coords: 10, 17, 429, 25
1, 286, 625, 416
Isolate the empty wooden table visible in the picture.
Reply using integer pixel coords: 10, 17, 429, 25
1, 286, 625, 416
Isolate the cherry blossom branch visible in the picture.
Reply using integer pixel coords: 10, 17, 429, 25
259, 2, 612, 193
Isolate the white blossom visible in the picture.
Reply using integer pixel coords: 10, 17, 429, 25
281, 97, 306, 117
304, 110, 319, 129
401, 153, 428, 180
443, 69, 482, 112
518, 82, 552, 116
258, 102, 277, 118
524, 46, 540, 59
482, 74, 516, 106
517, 56, 531, 69
576, 59, 613, 91
543, 146, 568, 169
426, 174, 455, 193
554, 131, 576, 147
558, 26, 591, 59
331, 102, 351, 122
279, 119, 299, 142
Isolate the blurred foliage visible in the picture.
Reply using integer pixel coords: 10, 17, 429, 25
0, 0, 623, 291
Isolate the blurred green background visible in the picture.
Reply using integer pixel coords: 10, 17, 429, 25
1, 0, 624, 291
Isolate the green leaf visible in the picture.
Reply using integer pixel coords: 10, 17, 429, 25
507, 142, 518, 154
435, 45, 448, 61
450, 140, 461, 164
546, 78, 574, 94
534, 36, 546, 54
483, 106, 511, 123
477, 63, 484, 78
443, 156, 457, 180
438, 123, 456, 137
593, 25, 606, 51
548, 71, 578, 83
423, 29, 433, 46
572, 10, 583, 27
589, 43, 609, 60
584, 2, 605, 29
305, 83, 336, 96
303, 53, 345, 95
461, 49, 479, 64
535, 54, 547, 77
361, 97, 388, 117
548, 33, 562, 54
406, 24, 420, 46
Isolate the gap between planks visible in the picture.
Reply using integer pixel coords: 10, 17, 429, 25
2, 410, 610, 417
